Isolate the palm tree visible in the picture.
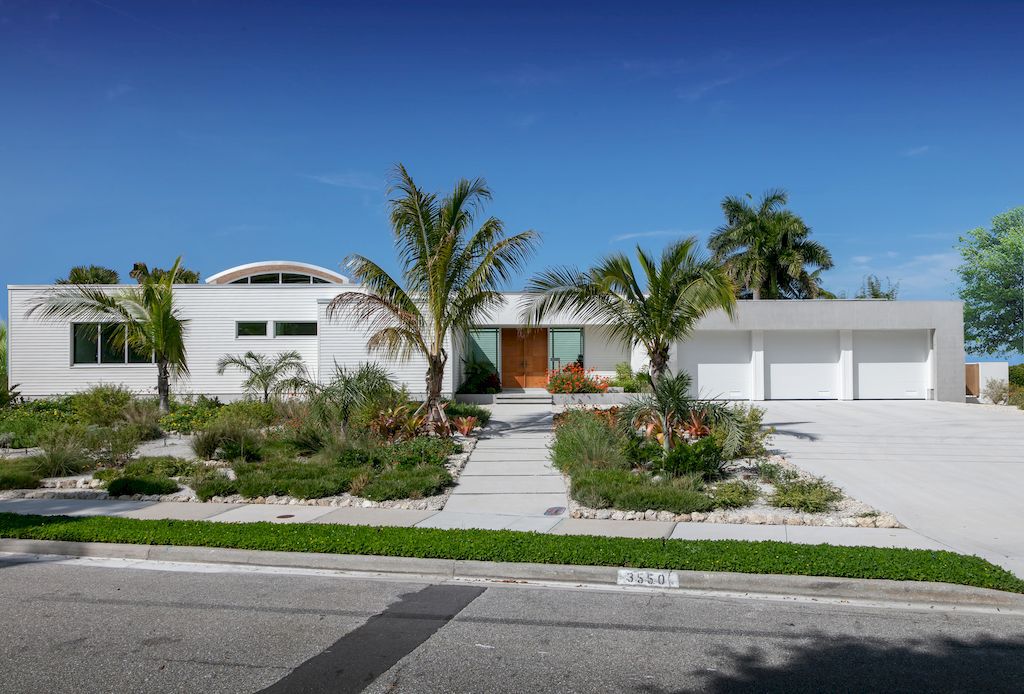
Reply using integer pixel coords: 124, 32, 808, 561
29, 257, 190, 413
709, 189, 833, 299
521, 238, 736, 380
56, 265, 120, 284
216, 351, 308, 403
301, 362, 396, 435
327, 164, 539, 428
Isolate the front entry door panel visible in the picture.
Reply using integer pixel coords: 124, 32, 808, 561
501, 328, 548, 389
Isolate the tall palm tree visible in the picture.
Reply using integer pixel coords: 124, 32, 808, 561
56, 265, 120, 284
521, 238, 736, 379
216, 351, 308, 403
709, 189, 833, 299
29, 257, 190, 413
327, 164, 539, 427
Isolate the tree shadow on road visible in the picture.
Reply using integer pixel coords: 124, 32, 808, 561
639, 633, 1024, 693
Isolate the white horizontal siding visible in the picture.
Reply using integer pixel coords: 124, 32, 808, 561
8, 285, 341, 399
317, 299, 455, 397
583, 326, 630, 377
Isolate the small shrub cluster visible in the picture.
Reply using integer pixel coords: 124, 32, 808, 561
770, 477, 843, 513
457, 361, 501, 395
718, 404, 773, 459
0, 398, 74, 448
551, 409, 629, 473
658, 437, 726, 481
70, 385, 135, 427
571, 469, 714, 514
710, 480, 760, 509
609, 362, 647, 393
545, 363, 609, 394
106, 475, 179, 497
159, 396, 221, 433
1008, 364, 1024, 388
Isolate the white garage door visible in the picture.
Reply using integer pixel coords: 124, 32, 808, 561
854, 330, 929, 399
678, 331, 752, 399
764, 331, 840, 399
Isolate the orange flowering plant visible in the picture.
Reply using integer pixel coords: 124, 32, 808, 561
545, 363, 610, 394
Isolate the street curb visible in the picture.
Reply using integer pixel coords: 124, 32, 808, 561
2, 537, 1023, 611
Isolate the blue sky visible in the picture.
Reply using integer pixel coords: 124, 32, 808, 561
1, 1, 1022, 358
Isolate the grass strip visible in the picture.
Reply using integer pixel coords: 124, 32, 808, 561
1, 512, 1021, 594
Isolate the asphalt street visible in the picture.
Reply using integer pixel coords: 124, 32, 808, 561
2, 554, 1023, 693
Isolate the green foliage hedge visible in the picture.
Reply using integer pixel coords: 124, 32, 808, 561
0, 512, 1020, 593
1009, 364, 1024, 388
105, 475, 180, 497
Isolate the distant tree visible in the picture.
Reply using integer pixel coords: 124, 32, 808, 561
855, 274, 899, 300
56, 265, 120, 284
709, 189, 833, 299
131, 262, 201, 284
216, 351, 308, 403
956, 207, 1024, 357
0, 319, 15, 407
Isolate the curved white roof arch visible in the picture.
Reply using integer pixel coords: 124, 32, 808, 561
205, 261, 350, 285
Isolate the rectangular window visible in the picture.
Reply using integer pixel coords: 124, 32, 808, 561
467, 329, 499, 370
274, 321, 317, 336
100, 324, 125, 364
550, 328, 584, 371
249, 273, 279, 284
237, 321, 268, 337
281, 273, 311, 284
73, 323, 99, 364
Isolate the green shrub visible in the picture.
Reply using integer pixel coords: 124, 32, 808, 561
710, 480, 759, 509
83, 425, 141, 466
122, 399, 163, 440
0, 399, 73, 448
0, 461, 42, 490
379, 437, 459, 468
3, 513, 1022, 594
1008, 364, 1024, 388
551, 410, 629, 474
160, 399, 220, 434
719, 404, 773, 459
123, 456, 197, 478
70, 385, 135, 427
234, 460, 372, 499
757, 461, 798, 485
609, 362, 646, 393
771, 477, 844, 513
34, 423, 91, 477
189, 470, 239, 501
215, 400, 277, 427
444, 401, 491, 427
570, 468, 713, 514
106, 475, 179, 497
361, 466, 452, 501
457, 361, 501, 395
191, 416, 263, 461
620, 432, 662, 466
658, 437, 725, 481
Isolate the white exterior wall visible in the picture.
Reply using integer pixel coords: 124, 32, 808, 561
8, 284, 340, 399
583, 326, 630, 376
968, 361, 1010, 403
316, 298, 455, 397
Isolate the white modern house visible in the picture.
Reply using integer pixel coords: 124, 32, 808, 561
6, 260, 967, 403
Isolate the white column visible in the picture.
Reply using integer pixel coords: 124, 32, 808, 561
839, 330, 853, 400
751, 330, 765, 401
926, 329, 937, 400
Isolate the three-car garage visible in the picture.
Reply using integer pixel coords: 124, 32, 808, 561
679, 327, 934, 401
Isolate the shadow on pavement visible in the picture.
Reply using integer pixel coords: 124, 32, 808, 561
641, 633, 1024, 693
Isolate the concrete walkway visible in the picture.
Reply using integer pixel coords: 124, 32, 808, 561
761, 400, 1024, 576
416, 404, 569, 532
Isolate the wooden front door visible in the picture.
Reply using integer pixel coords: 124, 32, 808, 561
501, 328, 548, 389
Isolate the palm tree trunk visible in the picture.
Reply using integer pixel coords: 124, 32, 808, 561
424, 356, 449, 432
648, 343, 670, 381
157, 360, 171, 414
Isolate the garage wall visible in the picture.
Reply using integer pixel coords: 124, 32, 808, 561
678, 331, 752, 399
764, 331, 840, 399
853, 330, 929, 399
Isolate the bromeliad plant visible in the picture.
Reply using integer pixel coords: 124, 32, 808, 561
328, 164, 538, 432
620, 370, 742, 456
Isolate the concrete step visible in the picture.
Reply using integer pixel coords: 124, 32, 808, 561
493, 393, 553, 405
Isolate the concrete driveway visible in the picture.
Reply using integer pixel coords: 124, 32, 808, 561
760, 400, 1024, 576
